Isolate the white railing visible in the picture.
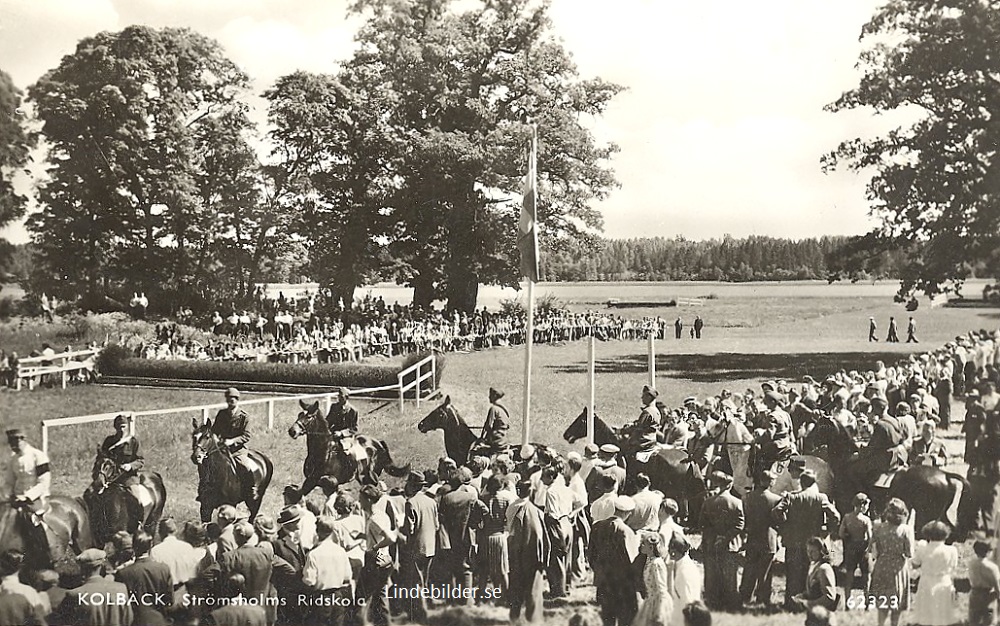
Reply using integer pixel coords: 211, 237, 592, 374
40, 381, 402, 455
397, 354, 437, 413
15, 349, 100, 391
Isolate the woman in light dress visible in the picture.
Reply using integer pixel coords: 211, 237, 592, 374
869, 498, 914, 626
667, 535, 702, 626
912, 520, 958, 626
633, 532, 673, 626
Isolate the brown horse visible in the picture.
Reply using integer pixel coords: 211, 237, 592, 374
288, 400, 410, 495
84, 457, 167, 547
190, 419, 273, 522
0, 497, 94, 579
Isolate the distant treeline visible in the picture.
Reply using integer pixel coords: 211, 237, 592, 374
540, 235, 906, 282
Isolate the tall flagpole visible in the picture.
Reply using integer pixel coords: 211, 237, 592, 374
521, 124, 539, 448
587, 333, 596, 444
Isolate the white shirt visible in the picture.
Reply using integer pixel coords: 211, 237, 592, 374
4, 445, 50, 501
590, 493, 617, 523
150, 535, 199, 585
302, 537, 353, 591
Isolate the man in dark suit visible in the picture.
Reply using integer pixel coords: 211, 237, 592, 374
588, 495, 639, 626
212, 387, 257, 499
437, 468, 482, 605
399, 471, 438, 622
772, 469, 841, 609
218, 521, 290, 625
55, 549, 134, 626
206, 574, 266, 626
585, 445, 626, 502
271, 516, 305, 626
507, 480, 547, 623
740, 470, 781, 607
700, 471, 744, 612
115, 531, 172, 625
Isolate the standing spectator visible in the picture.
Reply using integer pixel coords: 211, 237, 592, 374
438, 468, 480, 606
869, 316, 878, 342
699, 471, 743, 612
477, 474, 513, 604
668, 536, 703, 626
358, 484, 398, 626
633, 533, 673, 626
541, 465, 574, 598
740, 470, 780, 608
399, 471, 439, 622
55, 549, 133, 626
115, 531, 172, 625
319, 476, 340, 518
839, 493, 873, 604
506, 480, 546, 623
887, 316, 900, 343
271, 512, 306, 626
912, 521, 958, 626
150, 518, 199, 594
694, 315, 704, 339
589, 496, 639, 626
675, 318, 683, 339
280, 485, 316, 550
935, 370, 953, 429
329, 493, 366, 581
869, 498, 913, 626
301, 516, 353, 626
968, 539, 1000, 626
907, 317, 919, 343
773, 469, 841, 610
218, 521, 284, 626
627, 473, 663, 532
206, 574, 267, 626
0, 549, 46, 618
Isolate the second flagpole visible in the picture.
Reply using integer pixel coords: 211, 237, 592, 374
522, 277, 535, 447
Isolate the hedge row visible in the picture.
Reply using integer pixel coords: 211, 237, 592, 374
98, 347, 445, 390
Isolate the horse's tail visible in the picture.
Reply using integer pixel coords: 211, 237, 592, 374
378, 441, 411, 477
941, 470, 970, 529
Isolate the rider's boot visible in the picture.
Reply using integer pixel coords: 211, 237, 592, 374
241, 468, 259, 501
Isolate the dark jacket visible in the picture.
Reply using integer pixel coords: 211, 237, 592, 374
773, 485, 841, 543
744, 486, 781, 553
116, 556, 173, 621
55, 574, 134, 626
326, 402, 359, 434
700, 488, 744, 553
211, 408, 252, 451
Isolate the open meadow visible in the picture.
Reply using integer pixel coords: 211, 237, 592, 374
1, 282, 998, 625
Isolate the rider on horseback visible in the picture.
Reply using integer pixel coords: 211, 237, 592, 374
212, 388, 258, 500
752, 391, 796, 476
326, 388, 373, 484
624, 386, 661, 452
94, 414, 150, 522
474, 387, 510, 455
3, 429, 50, 525
850, 395, 907, 486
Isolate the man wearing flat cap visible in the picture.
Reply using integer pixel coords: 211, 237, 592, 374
700, 471, 744, 612
93, 413, 150, 527
476, 387, 510, 455
589, 495, 640, 625
54, 549, 133, 626
212, 388, 258, 500
2, 429, 50, 526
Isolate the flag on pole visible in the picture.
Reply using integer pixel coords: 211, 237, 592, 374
519, 126, 539, 282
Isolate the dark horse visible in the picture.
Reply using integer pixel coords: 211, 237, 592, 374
190, 419, 273, 523
418, 396, 556, 466
0, 498, 94, 579
288, 400, 410, 495
84, 457, 167, 547
563, 407, 707, 524
803, 415, 969, 533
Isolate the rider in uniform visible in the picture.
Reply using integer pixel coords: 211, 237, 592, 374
752, 391, 796, 477
4, 429, 50, 525
625, 385, 661, 452
212, 388, 258, 499
476, 387, 510, 455
851, 395, 907, 487
326, 387, 372, 484
94, 414, 150, 523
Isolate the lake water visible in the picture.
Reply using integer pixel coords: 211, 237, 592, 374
264, 279, 992, 310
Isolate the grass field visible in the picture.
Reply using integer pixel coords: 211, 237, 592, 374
1, 284, 998, 626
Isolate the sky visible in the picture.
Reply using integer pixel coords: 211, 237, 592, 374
0, 0, 898, 243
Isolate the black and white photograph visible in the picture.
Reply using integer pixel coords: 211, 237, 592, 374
2, 1, 1000, 625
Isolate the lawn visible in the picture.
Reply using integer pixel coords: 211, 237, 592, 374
0, 288, 996, 626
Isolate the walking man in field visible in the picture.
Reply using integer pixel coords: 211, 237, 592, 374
886, 316, 900, 343
907, 317, 919, 343
868, 317, 878, 342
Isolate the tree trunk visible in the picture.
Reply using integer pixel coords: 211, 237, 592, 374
412, 272, 436, 309
446, 273, 478, 313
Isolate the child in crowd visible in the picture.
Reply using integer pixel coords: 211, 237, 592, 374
839, 492, 873, 604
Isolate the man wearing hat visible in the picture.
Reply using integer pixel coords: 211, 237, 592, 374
635, 385, 659, 431
218, 521, 286, 625
2, 429, 50, 525
399, 471, 437, 623
851, 395, 906, 487
700, 471, 744, 612
54, 549, 133, 626
476, 387, 510, 455
212, 388, 258, 500
740, 469, 781, 607
751, 390, 795, 478
93, 413, 152, 527
585, 444, 626, 503
326, 387, 372, 484
772, 469, 840, 609
589, 495, 640, 626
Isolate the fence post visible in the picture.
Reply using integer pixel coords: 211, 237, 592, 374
431, 355, 437, 392
202, 407, 210, 425
267, 400, 275, 431
398, 373, 404, 415
324, 394, 332, 415
41, 422, 48, 455
61, 369, 68, 390
415, 364, 422, 408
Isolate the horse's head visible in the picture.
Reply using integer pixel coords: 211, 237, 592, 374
563, 407, 591, 444
418, 396, 455, 434
89, 455, 117, 494
190, 418, 217, 465
290, 399, 324, 439
802, 415, 839, 455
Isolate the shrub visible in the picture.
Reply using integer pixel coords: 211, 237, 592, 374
95, 344, 131, 375
0, 297, 15, 320
106, 353, 445, 394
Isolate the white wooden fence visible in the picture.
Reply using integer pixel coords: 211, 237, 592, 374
40, 354, 440, 454
15, 349, 100, 391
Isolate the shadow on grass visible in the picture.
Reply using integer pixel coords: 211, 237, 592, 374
548, 351, 908, 383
